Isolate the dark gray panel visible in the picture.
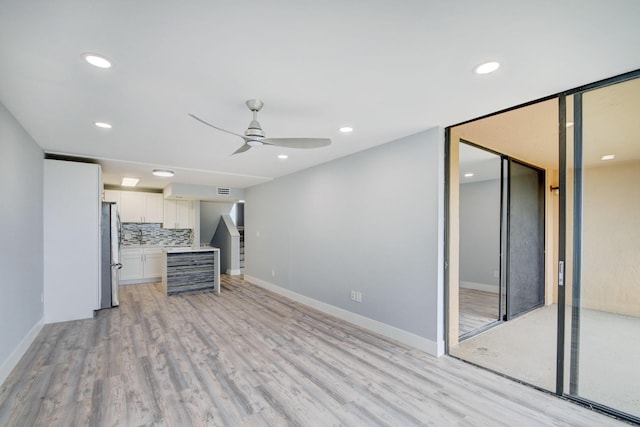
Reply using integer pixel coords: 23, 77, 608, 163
507, 161, 545, 318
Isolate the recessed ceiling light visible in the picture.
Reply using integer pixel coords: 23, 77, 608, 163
474, 61, 500, 75
94, 121, 112, 129
121, 177, 139, 187
601, 154, 616, 161
464, 173, 474, 178
83, 53, 112, 69
277, 154, 288, 159
566, 122, 574, 127
152, 169, 174, 177
339, 126, 353, 133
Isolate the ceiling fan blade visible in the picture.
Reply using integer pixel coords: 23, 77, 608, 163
262, 137, 331, 149
232, 143, 252, 155
188, 113, 248, 140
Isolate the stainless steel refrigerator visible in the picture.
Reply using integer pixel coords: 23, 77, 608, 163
100, 202, 122, 308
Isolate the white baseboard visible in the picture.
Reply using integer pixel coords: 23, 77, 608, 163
0, 318, 44, 387
460, 281, 499, 294
244, 275, 442, 357
226, 269, 242, 276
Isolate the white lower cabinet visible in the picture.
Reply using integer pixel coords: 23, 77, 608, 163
144, 249, 163, 277
120, 247, 163, 283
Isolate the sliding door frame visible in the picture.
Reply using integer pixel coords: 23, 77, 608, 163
557, 68, 640, 424
446, 67, 640, 425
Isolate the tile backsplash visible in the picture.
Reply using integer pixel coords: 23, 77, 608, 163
121, 223, 192, 246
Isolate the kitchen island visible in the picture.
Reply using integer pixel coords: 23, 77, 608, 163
161, 247, 220, 295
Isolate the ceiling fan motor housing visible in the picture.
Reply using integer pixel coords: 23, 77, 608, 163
245, 119, 265, 138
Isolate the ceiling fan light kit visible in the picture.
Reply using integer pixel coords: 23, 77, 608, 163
189, 99, 331, 155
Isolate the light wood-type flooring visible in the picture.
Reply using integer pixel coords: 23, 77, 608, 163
0, 276, 626, 426
458, 288, 500, 337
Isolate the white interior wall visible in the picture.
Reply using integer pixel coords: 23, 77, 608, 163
0, 102, 45, 385
244, 127, 445, 356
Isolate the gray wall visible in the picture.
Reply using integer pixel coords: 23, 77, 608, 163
199, 201, 234, 244
245, 127, 444, 345
0, 102, 44, 376
211, 215, 240, 274
459, 179, 501, 290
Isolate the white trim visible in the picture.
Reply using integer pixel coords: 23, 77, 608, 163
460, 280, 500, 294
435, 127, 446, 357
226, 269, 242, 276
0, 318, 44, 386
244, 275, 443, 357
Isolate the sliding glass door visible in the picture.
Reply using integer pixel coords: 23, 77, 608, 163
457, 142, 502, 339
560, 73, 640, 421
447, 69, 640, 422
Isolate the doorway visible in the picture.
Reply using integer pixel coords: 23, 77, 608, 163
457, 142, 545, 341
447, 69, 640, 424
447, 97, 558, 393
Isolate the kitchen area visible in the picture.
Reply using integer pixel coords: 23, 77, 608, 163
103, 188, 223, 296
42, 159, 241, 325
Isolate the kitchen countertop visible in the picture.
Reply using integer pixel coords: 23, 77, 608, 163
163, 246, 218, 253
121, 245, 192, 249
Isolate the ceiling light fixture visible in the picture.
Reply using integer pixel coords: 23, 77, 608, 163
601, 154, 616, 161
474, 61, 500, 75
121, 177, 139, 187
83, 53, 112, 69
94, 121, 112, 129
464, 173, 474, 177
339, 126, 353, 133
152, 169, 174, 177
277, 154, 288, 159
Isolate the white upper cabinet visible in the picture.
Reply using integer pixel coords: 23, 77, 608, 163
116, 191, 164, 223
103, 189, 121, 204
144, 193, 164, 223
120, 191, 145, 222
164, 199, 194, 229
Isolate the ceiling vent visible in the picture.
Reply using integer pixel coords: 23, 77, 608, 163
217, 187, 231, 196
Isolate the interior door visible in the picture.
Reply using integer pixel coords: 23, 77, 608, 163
505, 159, 545, 319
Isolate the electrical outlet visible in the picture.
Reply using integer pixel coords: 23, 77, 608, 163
356, 291, 362, 303
351, 290, 357, 301
271, 269, 275, 277
494, 270, 499, 278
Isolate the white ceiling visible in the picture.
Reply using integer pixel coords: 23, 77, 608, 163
1, 1, 639, 190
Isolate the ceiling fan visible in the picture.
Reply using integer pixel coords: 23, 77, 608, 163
189, 99, 332, 155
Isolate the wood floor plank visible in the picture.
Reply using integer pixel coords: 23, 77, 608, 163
0, 277, 628, 426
